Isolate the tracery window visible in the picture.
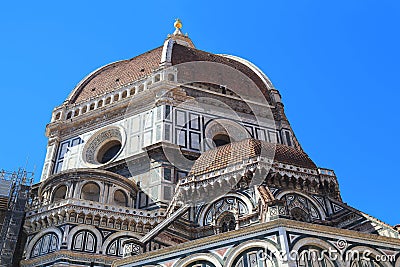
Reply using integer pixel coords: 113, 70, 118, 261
204, 197, 248, 226
232, 247, 278, 267
107, 236, 133, 257
72, 230, 96, 253
31, 233, 58, 258
281, 194, 322, 222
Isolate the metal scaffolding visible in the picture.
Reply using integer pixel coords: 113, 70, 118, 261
0, 168, 34, 267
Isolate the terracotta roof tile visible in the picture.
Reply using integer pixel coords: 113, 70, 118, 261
189, 139, 316, 176
70, 46, 164, 104
68, 43, 274, 105
171, 44, 273, 104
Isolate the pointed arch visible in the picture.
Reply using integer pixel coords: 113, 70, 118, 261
25, 227, 62, 259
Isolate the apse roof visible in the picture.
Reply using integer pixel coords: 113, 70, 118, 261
189, 138, 317, 176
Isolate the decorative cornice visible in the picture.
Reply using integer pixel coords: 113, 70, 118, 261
113, 218, 400, 266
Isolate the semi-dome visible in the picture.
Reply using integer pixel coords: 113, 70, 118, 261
66, 24, 275, 105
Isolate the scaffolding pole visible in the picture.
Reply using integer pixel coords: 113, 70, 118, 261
0, 168, 34, 267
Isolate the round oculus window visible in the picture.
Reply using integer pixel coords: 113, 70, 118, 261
83, 127, 124, 166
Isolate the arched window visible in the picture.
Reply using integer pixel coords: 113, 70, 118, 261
121, 91, 128, 99
81, 182, 100, 202
66, 111, 72, 119
280, 193, 322, 222
212, 133, 230, 147
204, 197, 248, 226
106, 236, 134, 257
113, 190, 127, 207
72, 230, 96, 253
232, 247, 278, 267
52, 185, 67, 202
232, 248, 279, 267
168, 73, 175, 81
31, 233, 58, 258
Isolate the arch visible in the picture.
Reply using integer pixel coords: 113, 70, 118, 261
52, 184, 67, 203
345, 246, 392, 267
204, 119, 251, 148
154, 74, 161, 83
80, 182, 100, 202
275, 190, 326, 220
219, 212, 236, 233
121, 90, 128, 99
174, 253, 222, 267
66, 111, 72, 119
30, 232, 59, 258
197, 192, 254, 226
291, 237, 345, 266
225, 239, 281, 267
54, 112, 61, 121
395, 256, 400, 267
138, 84, 144, 92
67, 225, 102, 253
71, 230, 96, 253
168, 73, 175, 81
25, 227, 62, 259
101, 231, 141, 257
112, 189, 128, 207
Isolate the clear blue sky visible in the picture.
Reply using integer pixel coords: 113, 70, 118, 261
0, 1, 399, 225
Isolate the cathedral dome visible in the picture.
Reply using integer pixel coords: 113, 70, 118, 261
66, 25, 275, 105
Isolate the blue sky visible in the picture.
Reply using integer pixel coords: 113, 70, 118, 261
0, 1, 399, 225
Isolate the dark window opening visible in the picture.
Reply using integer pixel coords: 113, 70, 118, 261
81, 183, 100, 202
164, 168, 172, 181
113, 190, 128, 207
220, 214, 236, 233
213, 134, 230, 147
285, 131, 292, 146
52, 185, 67, 202
97, 140, 122, 164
